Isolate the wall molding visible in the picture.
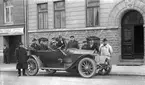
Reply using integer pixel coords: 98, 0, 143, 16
28, 26, 119, 33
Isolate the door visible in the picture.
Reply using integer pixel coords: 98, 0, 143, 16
9, 35, 21, 63
122, 25, 134, 59
121, 10, 144, 60
38, 50, 64, 68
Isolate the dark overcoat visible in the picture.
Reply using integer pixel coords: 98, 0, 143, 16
66, 40, 79, 49
16, 47, 28, 69
3, 47, 9, 63
56, 38, 66, 50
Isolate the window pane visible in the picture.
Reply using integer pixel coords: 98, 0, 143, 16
38, 13, 43, 29
94, 7, 99, 26
38, 3, 47, 12
61, 11, 66, 28
55, 11, 61, 28
43, 13, 48, 29
37, 3, 48, 29
87, 8, 93, 27
87, 0, 99, 7
6, 8, 10, 22
55, 1, 65, 10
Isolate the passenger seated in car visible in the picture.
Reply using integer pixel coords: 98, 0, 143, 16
30, 38, 40, 50
50, 37, 58, 50
39, 38, 49, 50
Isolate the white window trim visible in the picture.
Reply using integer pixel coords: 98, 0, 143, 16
4, 3, 13, 25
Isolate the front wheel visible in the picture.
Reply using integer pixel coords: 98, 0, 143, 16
78, 58, 96, 78
26, 58, 39, 76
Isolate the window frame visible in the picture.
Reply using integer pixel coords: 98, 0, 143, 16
4, 0, 13, 24
86, 0, 100, 27
54, 0, 66, 29
37, 3, 48, 29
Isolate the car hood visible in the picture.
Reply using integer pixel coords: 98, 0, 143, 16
66, 48, 95, 55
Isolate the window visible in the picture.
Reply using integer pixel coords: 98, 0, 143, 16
86, 0, 100, 27
54, 1, 65, 29
4, 0, 13, 24
38, 3, 48, 29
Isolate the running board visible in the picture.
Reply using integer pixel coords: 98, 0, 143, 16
40, 67, 66, 71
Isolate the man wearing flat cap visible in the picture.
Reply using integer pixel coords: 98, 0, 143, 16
66, 36, 79, 49
16, 42, 28, 76
99, 38, 113, 57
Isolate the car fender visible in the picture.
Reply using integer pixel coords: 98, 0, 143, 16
67, 54, 96, 70
28, 55, 43, 68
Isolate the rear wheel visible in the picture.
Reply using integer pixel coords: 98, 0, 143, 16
78, 58, 96, 78
45, 69, 56, 75
26, 58, 39, 76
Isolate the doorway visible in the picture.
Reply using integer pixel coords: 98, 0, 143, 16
4, 35, 21, 63
121, 10, 144, 59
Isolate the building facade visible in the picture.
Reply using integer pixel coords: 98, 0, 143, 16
0, 0, 25, 63
27, 0, 145, 65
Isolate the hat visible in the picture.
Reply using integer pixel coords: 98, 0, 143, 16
70, 35, 74, 38
83, 41, 87, 43
32, 38, 37, 41
103, 38, 107, 42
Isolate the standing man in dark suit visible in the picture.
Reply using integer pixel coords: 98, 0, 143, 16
3, 45, 9, 64
66, 36, 79, 49
16, 42, 28, 76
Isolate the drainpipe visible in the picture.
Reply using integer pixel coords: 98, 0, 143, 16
24, 0, 28, 48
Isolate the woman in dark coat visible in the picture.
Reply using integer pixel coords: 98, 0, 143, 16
16, 42, 28, 76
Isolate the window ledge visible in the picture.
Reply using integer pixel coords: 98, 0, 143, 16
4, 22, 14, 25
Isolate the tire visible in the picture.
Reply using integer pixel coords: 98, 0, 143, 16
78, 58, 96, 78
97, 59, 112, 75
26, 58, 39, 76
45, 69, 56, 75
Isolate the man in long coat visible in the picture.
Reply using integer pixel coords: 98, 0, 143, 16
16, 42, 28, 76
3, 45, 9, 64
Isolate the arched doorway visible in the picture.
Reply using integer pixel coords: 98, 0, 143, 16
121, 10, 144, 59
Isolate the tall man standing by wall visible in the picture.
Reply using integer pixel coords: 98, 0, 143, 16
16, 42, 28, 76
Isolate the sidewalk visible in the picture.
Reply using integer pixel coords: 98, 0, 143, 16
0, 64, 17, 71
0, 64, 145, 76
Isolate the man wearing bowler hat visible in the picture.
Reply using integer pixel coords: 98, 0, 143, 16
99, 38, 113, 57
16, 42, 28, 76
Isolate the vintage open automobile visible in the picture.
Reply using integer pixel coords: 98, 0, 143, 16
26, 37, 112, 78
